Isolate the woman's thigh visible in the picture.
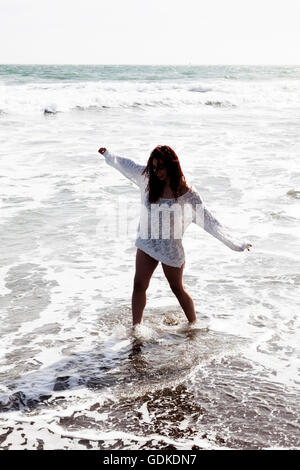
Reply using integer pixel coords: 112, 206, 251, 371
161, 261, 185, 290
134, 248, 159, 290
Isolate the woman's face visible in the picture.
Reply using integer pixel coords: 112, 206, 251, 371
152, 158, 167, 181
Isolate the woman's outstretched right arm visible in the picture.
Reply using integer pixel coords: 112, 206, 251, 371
98, 147, 146, 188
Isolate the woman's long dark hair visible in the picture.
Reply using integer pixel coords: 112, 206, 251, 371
141, 145, 189, 203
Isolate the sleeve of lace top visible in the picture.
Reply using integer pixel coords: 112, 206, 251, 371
191, 189, 249, 252
103, 149, 146, 188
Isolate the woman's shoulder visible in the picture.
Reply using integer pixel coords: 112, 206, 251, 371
179, 183, 192, 196
183, 184, 204, 202
180, 182, 198, 196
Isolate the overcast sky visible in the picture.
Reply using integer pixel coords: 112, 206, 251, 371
0, 0, 299, 65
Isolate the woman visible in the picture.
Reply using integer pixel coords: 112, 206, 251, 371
98, 145, 252, 327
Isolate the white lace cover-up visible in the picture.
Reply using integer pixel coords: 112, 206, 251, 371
103, 150, 250, 267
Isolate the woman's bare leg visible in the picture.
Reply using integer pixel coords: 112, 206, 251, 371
161, 261, 197, 323
132, 249, 159, 326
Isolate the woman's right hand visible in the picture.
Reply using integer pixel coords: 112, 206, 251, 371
98, 147, 107, 155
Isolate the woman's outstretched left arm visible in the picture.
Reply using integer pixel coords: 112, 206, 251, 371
98, 147, 146, 188
191, 189, 252, 252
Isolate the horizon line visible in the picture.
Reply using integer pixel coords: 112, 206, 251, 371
1, 63, 300, 67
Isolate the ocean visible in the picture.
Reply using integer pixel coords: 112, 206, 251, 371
0, 64, 299, 449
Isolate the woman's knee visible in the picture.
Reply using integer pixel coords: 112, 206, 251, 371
169, 282, 185, 296
133, 278, 149, 292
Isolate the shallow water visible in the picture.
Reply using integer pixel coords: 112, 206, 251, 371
0, 65, 299, 449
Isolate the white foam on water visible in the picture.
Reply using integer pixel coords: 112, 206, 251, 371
136, 402, 151, 424
0, 416, 220, 449
131, 323, 158, 342
0, 266, 11, 295
1, 75, 299, 115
